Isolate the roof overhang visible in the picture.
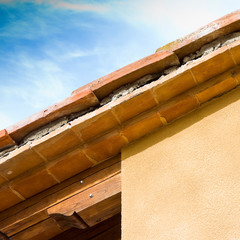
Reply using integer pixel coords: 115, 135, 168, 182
0, 9, 240, 239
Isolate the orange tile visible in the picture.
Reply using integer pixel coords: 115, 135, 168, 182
7, 86, 99, 143
48, 148, 93, 182
156, 10, 240, 59
0, 129, 15, 150
232, 66, 240, 84
152, 70, 196, 104
32, 126, 82, 161
0, 144, 44, 180
11, 168, 58, 199
191, 46, 236, 83
0, 175, 7, 186
159, 95, 199, 123
89, 51, 179, 99
196, 75, 237, 104
71, 106, 119, 142
0, 186, 23, 212
122, 111, 163, 142
228, 39, 240, 65
112, 88, 157, 123
84, 130, 127, 162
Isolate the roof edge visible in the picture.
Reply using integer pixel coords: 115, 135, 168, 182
1, 9, 240, 149
2, 50, 179, 146
156, 9, 240, 60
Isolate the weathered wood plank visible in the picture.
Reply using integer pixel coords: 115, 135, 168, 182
49, 192, 121, 229
91, 223, 121, 240
0, 232, 9, 240
50, 212, 88, 230
50, 213, 121, 240
0, 155, 120, 222
7, 173, 121, 240
80, 192, 121, 227
4, 211, 48, 237
10, 218, 62, 240
0, 156, 120, 235
48, 173, 121, 216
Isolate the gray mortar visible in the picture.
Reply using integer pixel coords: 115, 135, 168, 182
100, 65, 179, 106
1, 31, 240, 158
100, 73, 162, 106
0, 118, 69, 158
22, 117, 69, 143
0, 145, 17, 158
182, 32, 240, 65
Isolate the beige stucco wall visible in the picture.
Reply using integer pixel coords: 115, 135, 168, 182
122, 87, 240, 240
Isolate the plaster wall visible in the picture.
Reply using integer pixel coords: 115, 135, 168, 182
122, 87, 240, 240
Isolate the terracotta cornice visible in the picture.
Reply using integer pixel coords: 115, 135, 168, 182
0, 10, 240, 213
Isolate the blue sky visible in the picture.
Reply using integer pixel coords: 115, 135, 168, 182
0, 0, 239, 129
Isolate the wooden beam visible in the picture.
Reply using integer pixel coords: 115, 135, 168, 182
50, 213, 121, 240
50, 213, 88, 230
47, 174, 121, 216
0, 156, 120, 237
10, 218, 62, 240
49, 192, 121, 229
9, 173, 121, 240
2, 211, 49, 237
79, 192, 121, 227
0, 232, 9, 240
48, 174, 121, 227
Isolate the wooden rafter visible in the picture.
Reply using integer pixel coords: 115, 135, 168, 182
0, 156, 121, 239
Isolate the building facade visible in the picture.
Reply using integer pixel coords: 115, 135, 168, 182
0, 9, 240, 239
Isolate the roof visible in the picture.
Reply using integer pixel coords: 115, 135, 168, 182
0, 9, 240, 239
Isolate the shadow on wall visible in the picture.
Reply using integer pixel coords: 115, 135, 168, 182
122, 86, 240, 159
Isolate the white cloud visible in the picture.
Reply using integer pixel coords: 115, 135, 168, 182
108, 0, 240, 42
44, 43, 104, 62
0, 0, 239, 130
0, 52, 76, 128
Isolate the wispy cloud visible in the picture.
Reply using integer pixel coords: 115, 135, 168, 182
0, 0, 239, 130
0, 51, 77, 128
44, 43, 104, 62
4, 56, 73, 104
108, 0, 240, 42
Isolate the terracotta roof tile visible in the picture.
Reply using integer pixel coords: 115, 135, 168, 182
0, 186, 23, 212
0, 144, 44, 180
0, 130, 15, 151
6, 86, 99, 143
152, 69, 197, 104
228, 38, 240, 64
10, 167, 58, 199
156, 9, 240, 59
73, 51, 180, 99
84, 130, 128, 162
111, 87, 158, 123
0, 10, 240, 213
196, 72, 237, 104
122, 110, 164, 143
47, 148, 93, 182
31, 125, 82, 161
71, 105, 120, 142
190, 45, 236, 83
0, 175, 7, 185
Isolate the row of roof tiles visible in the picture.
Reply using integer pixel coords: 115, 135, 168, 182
0, 9, 239, 150
0, 34, 240, 211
